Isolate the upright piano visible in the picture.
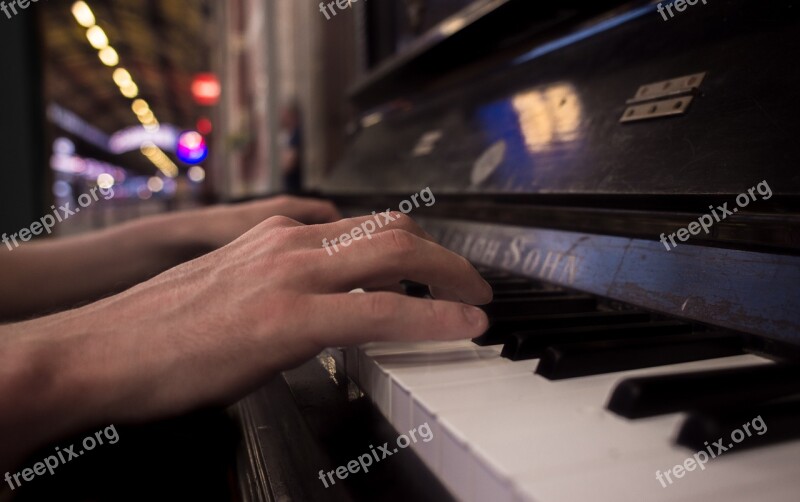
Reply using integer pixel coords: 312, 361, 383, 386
236, 0, 800, 500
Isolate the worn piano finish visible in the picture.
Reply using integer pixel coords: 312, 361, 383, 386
238, 0, 800, 500
337, 0, 800, 201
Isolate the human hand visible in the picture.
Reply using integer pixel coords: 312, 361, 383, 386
58, 213, 491, 425
178, 195, 342, 250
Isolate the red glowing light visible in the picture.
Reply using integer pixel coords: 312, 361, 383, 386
196, 117, 213, 135
191, 73, 221, 106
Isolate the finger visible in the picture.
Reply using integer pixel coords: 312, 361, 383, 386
365, 284, 407, 295
284, 198, 342, 224
314, 212, 436, 249
301, 292, 489, 347
311, 229, 493, 305
430, 285, 461, 302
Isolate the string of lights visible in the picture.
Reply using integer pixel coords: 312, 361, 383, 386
70, 1, 178, 181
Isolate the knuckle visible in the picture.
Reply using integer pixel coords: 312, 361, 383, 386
425, 300, 448, 326
272, 195, 295, 205
383, 229, 417, 256
366, 293, 402, 324
394, 214, 421, 232
263, 215, 301, 228
387, 211, 405, 224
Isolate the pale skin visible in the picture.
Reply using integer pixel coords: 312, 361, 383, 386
0, 196, 492, 472
0, 195, 341, 321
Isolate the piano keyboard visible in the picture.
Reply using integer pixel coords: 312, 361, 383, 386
345, 271, 800, 502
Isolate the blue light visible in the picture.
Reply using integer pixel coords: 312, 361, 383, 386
513, 5, 655, 66
176, 131, 208, 164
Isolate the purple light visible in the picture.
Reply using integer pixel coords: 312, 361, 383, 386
176, 131, 208, 164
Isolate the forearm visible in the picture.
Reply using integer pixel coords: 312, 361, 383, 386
0, 260, 283, 472
0, 312, 108, 472
0, 212, 213, 321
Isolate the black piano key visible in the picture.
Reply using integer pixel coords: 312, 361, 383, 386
473, 310, 650, 346
676, 398, 800, 452
607, 364, 800, 419
491, 290, 569, 300
402, 281, 430, 298
489, 278, 541, 292
501, 321, 691, 361
479, 270, 513, 280
482, 295, 596, 317
536, 332, 744, 380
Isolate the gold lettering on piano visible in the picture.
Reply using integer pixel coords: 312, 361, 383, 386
501, 236, 526, 269
480, 240, 502, 264
540, 251, 563, 280
521, 249, 541, 275
427, 226, 582, 285
560, 254, 580, 284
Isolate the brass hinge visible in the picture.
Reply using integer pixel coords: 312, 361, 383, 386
620, 72, 706, 123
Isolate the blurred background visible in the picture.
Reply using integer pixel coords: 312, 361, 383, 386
0, 0, 362, 236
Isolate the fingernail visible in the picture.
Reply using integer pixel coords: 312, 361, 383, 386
462, 305, 487, 327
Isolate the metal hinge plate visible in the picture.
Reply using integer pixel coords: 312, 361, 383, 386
620, 72, 706, 123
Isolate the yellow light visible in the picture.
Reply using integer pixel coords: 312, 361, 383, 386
439, 17, 466, 36
187, 165, 205, 183
71, 1, 95, 28
361, 112, 382, 128
511, 84, 582, 153
86, 25, 109, 50
112, 68, 132, 87
147, 177, 164, 193
120, 83, 139, 98
98, 46, 119, 67
140, 142, 157, 156
137, 110, 155, 123
140, 143, 178, 178
96, 173, 115, 189
131, 99, 150, 116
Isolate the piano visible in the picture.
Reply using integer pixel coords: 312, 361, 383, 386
235, 0, 800, 500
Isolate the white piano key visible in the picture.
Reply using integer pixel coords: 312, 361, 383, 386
434, 355, 770, 483
358, 349, 392, 419
374, 345, 538, 390
412, 394, 441, 473
391, 377, 413, 435
515, 438, 800, 502
440, 424, 475, 501
357, 335, 779, 502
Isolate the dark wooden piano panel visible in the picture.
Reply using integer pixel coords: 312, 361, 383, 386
331, 0, 800, 200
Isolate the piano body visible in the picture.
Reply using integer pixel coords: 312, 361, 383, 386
235, 0, 800, 500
